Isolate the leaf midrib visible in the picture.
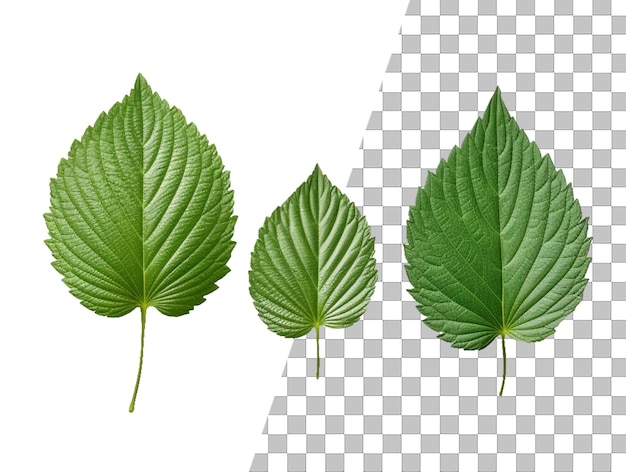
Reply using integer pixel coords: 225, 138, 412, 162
313, 171, 322, 328
494, 109, 508, 336
138, 79, 147, 309
474, 98, 523, 336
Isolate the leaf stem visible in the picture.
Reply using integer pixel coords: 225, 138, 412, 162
315, 325, 320, 379
499, 334, 506, 396
129, 305, 147, 412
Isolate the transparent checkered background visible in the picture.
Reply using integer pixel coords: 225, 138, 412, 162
250, 1, 626, 470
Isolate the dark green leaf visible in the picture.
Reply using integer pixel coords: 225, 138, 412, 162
404, 88, 591, 394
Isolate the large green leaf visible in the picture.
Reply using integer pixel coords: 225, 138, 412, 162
249, 165, 377, 378
45, 74, 236, 411
404, 88, 591, 395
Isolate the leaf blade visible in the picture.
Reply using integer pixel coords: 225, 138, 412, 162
404, 88, 591, 392
45, 74, 236, 408
46, 74, 236, 317
249, 165, 377, 375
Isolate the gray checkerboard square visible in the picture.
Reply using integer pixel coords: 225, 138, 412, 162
252, 1, 625, 470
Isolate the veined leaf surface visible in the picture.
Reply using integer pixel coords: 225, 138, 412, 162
45, 74, 236, 411
404, 88, 591, 395
249, 165, 377, 378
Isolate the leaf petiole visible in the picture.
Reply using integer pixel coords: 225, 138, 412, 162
315, 325, 320, 379
129, 305, 147, 412
499, 334, 506, 396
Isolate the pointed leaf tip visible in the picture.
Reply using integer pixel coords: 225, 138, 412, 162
312, 163, 324, 176
309, 164, 328, 186
484, 86, 510, 122
489, 86, 503, 105
134, 73, 150, 92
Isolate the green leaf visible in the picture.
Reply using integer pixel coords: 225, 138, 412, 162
249, 165, 377, 378
45, 74, 236, 411
404, 88, 591, 395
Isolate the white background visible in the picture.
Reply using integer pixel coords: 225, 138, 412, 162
0, 1, 406, 470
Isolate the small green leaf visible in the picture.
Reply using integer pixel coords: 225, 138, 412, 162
45, 74, 236, 411
404, 87, 591, 395
249, 165, 377, 378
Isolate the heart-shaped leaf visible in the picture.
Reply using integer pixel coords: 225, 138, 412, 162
45, 74, 236, 411
249, 165, 377, 378
404, 88, 591, 395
